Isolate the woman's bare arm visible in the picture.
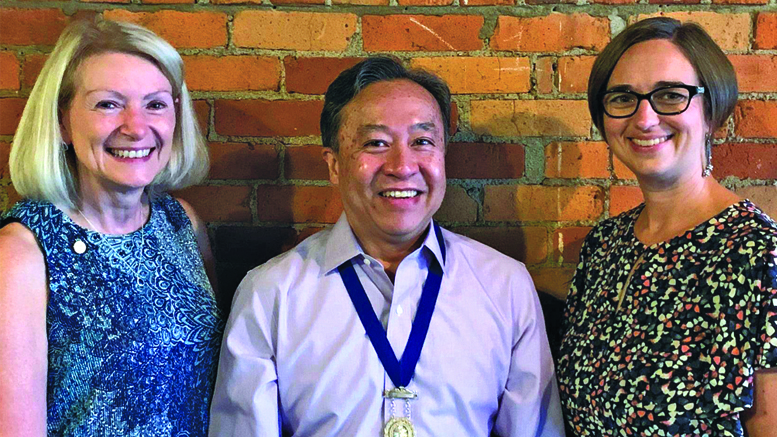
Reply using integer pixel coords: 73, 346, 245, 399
743, 368, 777, 436
0, 223, 48, 437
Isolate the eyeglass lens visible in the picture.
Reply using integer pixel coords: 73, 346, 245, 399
603, 87, 693, 118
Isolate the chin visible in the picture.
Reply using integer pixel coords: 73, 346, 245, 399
382, 219, 431, 238
110, 179, 155, 192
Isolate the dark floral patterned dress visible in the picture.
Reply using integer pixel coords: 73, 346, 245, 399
557, 200, 777, 436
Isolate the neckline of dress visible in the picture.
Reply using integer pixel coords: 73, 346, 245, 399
56, 197, 158, 239
625, 198, 752, 250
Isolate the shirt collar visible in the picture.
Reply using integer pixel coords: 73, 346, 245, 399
323, 213, 446, 274
323, 213, 364, 273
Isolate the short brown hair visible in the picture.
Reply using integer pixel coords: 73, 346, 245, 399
588, 17, 738, 141
320, 56, 451, 153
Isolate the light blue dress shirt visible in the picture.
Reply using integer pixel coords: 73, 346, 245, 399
210, 214, 564, 436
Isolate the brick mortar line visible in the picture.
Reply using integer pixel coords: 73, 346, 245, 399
3, 46, 777, 58
8, 89, 777, 99
524, 141, 545, 183
188, 92, 326, 100
720, 178, 777, 187
249, 181, 259, 225
3, 3, 777, 13
206, 135, 324, 144
6, 133, 777, 144
446, 178, 535, 186
8, 46, 777, 56
203, 98, 216, 141
275, 142, 287, 181
200, 179, 333, 186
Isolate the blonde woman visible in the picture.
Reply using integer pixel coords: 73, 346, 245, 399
0, 18, 223, 436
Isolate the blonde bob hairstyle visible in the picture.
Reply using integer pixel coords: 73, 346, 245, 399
9, 18, 208, 209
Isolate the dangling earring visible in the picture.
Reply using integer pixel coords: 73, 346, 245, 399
702, 135, 714, 177
62, 142, 69, 152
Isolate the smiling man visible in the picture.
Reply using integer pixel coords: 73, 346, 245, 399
209, 57, 563, 437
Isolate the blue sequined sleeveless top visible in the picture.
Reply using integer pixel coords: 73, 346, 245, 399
2, 195, 224, 436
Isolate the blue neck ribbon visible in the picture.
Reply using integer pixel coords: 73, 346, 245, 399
337, 223, 446, 389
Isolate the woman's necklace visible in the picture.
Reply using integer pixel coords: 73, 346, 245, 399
616, 212, 649, 311
78, 207, 146, 287
616, 252, 646, 311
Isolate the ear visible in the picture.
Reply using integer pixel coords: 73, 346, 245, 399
322, 147, 340, 186
59, 110, 71, 145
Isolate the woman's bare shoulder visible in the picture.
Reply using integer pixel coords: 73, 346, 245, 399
0, 223, 45, 282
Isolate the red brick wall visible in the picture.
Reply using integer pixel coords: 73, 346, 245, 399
1, 5, 776, 303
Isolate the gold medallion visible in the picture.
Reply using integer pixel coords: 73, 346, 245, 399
383, 387, 417, 400
383, 417, 415, 437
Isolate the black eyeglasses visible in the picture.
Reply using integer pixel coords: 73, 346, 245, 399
601, 84, 705, 118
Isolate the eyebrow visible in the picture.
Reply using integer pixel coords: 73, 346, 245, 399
357, 122, 440, 135
605, 81, 694, 93
84, 89, 174, 100
413, 122, 438, 132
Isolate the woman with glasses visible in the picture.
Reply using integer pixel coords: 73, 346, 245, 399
557, 17, 777, 436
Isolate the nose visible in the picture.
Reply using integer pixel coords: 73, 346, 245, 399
383, 144, 418, 179
631, 98, 660, 130
119, 106, 150, 140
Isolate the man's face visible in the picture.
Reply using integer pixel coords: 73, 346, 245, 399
323, 79, 446, 249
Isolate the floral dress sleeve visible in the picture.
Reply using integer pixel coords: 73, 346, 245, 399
716, 234, 777, 415
754, 243, 777, 370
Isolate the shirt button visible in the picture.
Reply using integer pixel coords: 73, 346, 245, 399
396, 305, 403, 316
364, 259, 371, 266
73, 240, 87, 254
